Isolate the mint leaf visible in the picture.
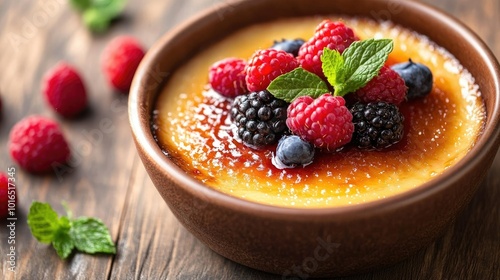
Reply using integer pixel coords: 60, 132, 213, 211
321, 48, 345, 88
326, 39, 393, 96
267, 68, 329, 102
27, 202, 60, 244
53, 231, 74, 259
53, 217, 74, 259
71, 217, 116, 254
83, 8, 112, 33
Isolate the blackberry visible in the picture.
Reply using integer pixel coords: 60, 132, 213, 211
391, 59, 433, 100
349, 102, 405, 149
271, 38, 305, 57
230, 90, 289, 147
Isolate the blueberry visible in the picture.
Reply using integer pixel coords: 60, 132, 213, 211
273, 135, 315, 169
271, 39, 305, 57
391, 59, 433, 100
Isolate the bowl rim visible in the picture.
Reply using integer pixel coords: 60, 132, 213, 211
129, 0, 500, 218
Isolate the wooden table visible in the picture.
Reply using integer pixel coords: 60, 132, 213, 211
0, 0, 498, 279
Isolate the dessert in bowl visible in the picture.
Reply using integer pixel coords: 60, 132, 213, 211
129, 0, 500, 277
153, 17, 485, 208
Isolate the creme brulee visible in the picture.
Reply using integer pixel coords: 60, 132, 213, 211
152, 17, 485, 208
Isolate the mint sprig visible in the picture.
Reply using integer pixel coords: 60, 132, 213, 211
70, 0, 127, 33
27, 201, 116, 259
267, 39, 394, 102
324, 39, 393, 96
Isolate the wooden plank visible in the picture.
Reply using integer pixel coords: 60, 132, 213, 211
0, 0, 139, 278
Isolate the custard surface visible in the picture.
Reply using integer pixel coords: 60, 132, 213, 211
153, 17, 485, 208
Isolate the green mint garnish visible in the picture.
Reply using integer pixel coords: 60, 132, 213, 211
52, 217, 74, 259
26, 202, 61, 244
72, 217, 117, 254
267, 68, 329, 102
324, 39, 394, 96
27, 201, 116, 259
267, 38, 394, 101
321, 47, 344, 91
70, 0, 127, 33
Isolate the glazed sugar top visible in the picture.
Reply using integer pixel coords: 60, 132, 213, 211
153, 17, 485, 208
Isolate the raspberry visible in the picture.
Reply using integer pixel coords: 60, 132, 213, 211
245, 49, 299, 92
354, 66, 407, 104
208, 58, 247, 98
0, 173, 16, 219
102, 36, 145, 93
42, 62, 87, 118
287, 93, 353, 150
9, 116, 71, 173
297, 20, 358, 78
230, 90, 289, 147
349, 102, 405, 149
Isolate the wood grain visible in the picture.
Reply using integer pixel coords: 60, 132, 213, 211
0, 0, 498, 279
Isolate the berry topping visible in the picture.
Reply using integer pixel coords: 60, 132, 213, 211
42, 62, 88, 118
349, 102, 405, 149
0, 173, 15, 219
245, 49, 299, 92
273, 135, 315, 169
102, 36, 145, 93
391, 59, 433, 100
297, 20, 358, 78
353, 66, 407, 105
271, 39, 305, 57
230, 90, 289, 147
287, 93, 353, 151
208, 58, 248, 98
8, 116, 71, 173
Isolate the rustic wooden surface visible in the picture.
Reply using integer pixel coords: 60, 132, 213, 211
0, 0, 498, 279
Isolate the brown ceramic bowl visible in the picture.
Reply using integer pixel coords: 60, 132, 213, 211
129, 0, 500, 277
